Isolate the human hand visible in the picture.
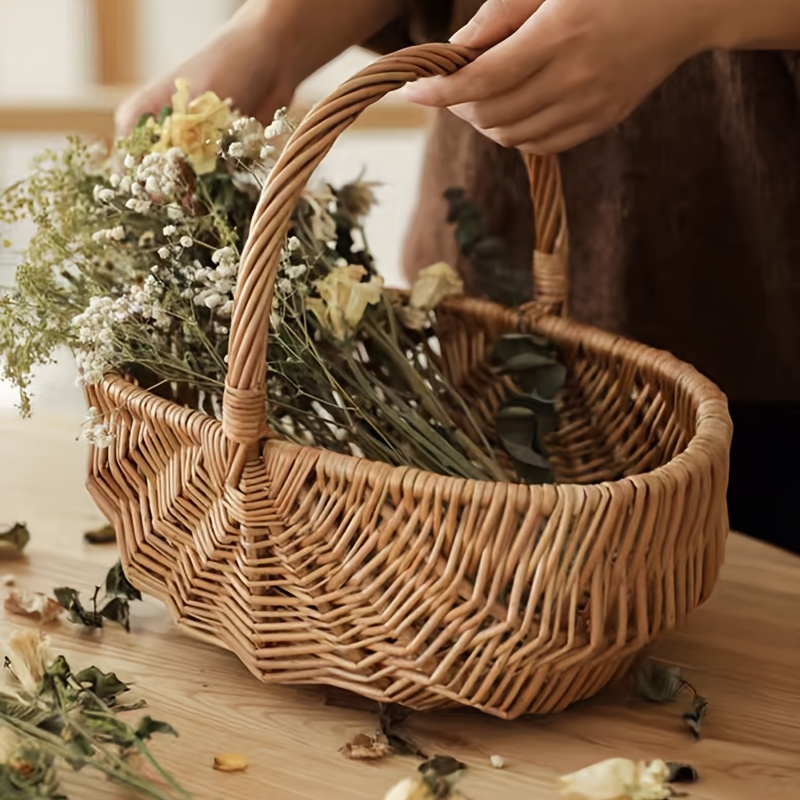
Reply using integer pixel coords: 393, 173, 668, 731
115, 6, 294, 134
402, 0, 724, 154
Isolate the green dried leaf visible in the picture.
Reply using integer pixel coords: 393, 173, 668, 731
83, 525, 116, 545
495, 403, 554, 484
52, 587, 103, 629
0, 523, 30, 560
104, 561, 142, 602
490, 333, 557, 365
135, 716, 178, 741
635, 661, 685, 703
158, 105, 173, 124
99, 597, 131, 632
683, 695, 708, 739
73, 667, 130, 703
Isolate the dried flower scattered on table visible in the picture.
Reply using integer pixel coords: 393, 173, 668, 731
213, 753, 248, 773
341, 732, 392, 761
4, 629, 50, 694
559, 758, 673, 800
489, 754, 505, 769
4, 591, 63, 624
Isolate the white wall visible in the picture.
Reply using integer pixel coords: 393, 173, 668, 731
0, 0, 91, 96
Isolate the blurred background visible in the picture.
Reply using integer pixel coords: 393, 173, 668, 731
0, 0, 429, 422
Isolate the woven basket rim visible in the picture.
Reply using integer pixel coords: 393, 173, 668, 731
94, 301, 731, 496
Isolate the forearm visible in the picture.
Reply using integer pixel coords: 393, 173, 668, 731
708, 0, 800, 50
237, 0, 406, 85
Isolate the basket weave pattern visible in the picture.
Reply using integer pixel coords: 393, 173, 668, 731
85, 45, 731, 719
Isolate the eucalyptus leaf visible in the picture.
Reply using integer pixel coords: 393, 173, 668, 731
52, 587, 103, 629
135, 717, 178, 741
105, 561, 142, 602
99, 597, 131, 632
490, 333, 558, 366
74, 667, 130, 703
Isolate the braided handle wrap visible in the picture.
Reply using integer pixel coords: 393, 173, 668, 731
223, 44, 568, 464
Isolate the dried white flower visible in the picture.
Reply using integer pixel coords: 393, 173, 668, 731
180, 235, 193, 248
490, 755, 505, 769
123, 153, 136, 169
158, 247, 171, 260
108, 225, 126, 241
4, 629, 50, 694
81, 406, 114, 449
559, 759, 672, 800
163, 225, 177, 237
265, 110, 293, 139
227, 142, 246, 159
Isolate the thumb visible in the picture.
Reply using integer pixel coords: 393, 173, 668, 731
450, 0, 546, 48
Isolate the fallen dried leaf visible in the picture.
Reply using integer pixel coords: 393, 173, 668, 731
380, 703, 427, 759
0, 523, 30, 560
213, 753, 248, 773
341, 732, 392, 761
83, 524, 116, 545
635, 661, 685, 703
4, 590, 63, 624
666, 762, 699, 784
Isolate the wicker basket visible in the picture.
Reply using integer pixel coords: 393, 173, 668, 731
85, 44, 732, 719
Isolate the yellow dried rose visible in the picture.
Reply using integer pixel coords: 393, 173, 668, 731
400, 262, 464, 331
306, 265, 384, 340
559, 758, 672, 800
154, 79, 232, 175
409, 262, 463, 311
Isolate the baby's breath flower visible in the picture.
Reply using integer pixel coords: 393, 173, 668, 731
227, 142, 245, 159
179, 235, 193, 248
158, 246, 170, 260
163, 225, 177, 237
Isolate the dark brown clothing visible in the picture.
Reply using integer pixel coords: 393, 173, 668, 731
369, 0, 800, 404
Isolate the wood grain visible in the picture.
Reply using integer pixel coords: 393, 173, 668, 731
0, 412, 798, 799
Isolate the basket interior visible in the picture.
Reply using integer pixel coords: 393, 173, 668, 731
434, 303, 697, 486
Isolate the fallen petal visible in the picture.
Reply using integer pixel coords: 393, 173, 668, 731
213, 753, 248, 773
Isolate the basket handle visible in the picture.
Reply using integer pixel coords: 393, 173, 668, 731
223, 43, 568, 461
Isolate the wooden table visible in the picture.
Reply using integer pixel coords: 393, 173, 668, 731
1, 413, 798, 799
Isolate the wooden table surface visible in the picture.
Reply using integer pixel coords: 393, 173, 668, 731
1, 413, 798, 800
